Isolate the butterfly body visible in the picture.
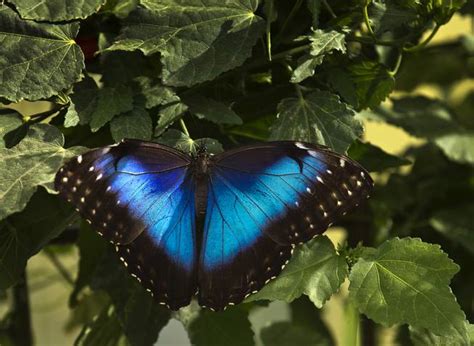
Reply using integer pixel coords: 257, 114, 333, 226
55, 140, 373, 311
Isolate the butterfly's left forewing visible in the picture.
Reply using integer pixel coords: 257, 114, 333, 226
198, 141, 373, 310
55, 140, 197, 309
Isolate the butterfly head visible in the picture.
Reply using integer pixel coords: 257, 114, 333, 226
192, 145, 211, 176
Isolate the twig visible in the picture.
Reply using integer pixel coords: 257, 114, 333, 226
404, 23, 441, 52
44, 248, 74, 286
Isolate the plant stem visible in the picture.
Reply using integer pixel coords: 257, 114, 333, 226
344, 301, 361, 346
274, 0, 304, 47
322, 0, 337, 18
180, 118, 190, 137
10, 272, 34, 346
404, 23, 441, 52
44, 248, 74, 286
349, 35, 402, 47
389, 51, 403, 76
363, 1, 376, 38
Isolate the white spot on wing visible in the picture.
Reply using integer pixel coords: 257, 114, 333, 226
340, 159, 346, 167
89, 166, 95, 172
295, 142, 309, 150
77, 155, 83, 163
96, 173, 103, 181
62, 177, 68, 183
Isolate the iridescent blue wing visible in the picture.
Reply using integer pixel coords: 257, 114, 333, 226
198, 141, 373, 310
55, 140, 197, 309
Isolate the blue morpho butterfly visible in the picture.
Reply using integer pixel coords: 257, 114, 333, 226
55, 139, 373, 311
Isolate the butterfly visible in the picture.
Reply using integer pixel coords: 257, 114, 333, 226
55, 139, 373, 311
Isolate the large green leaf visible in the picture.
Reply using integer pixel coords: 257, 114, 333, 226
70, 224, 108, 306
291, 29, 346, 83
110, 107, 153, 142
0, 6, 84, 102
154, 102, 188, 137
430, 205, 474, 255
90, 249, 171, 346
347, 60, 395, 109
369, 2, 418, 34
89, 86, 134, 132
374, 96, 460, 138
261, 322, 330, 346
0, 188, 76, 290
348, 141, 411, 172
434, 132, 474, 164
183, 95, 243, 125
246, 236, 347, 308
135, 76, 178, 109
64, 76, 100, 128
0, 109, 23, 148
0, 124, 82, 221
188, 308, 254, 346
261, 297, 333, 346
9, 0, 107, 21
107, 0, 264, 86
101, 0, 139, 18
349, 237, 468, 342
409, 323, 474, 346
270, 90, 362, 153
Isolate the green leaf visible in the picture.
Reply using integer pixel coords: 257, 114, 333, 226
101, 0, 138, 18
107, 0, 264, 86
188, 307, 254, 346
0, 6, 84, 102
434, 132, 474, 164
430, 205, 474, 255
154, 102, 188, 137
291, 29, 346, 83
135, 76, 178, 109
261, 296, 333, 346
65, 75, 100, 127
9, 0, 107, 21
369, 2, 418, 34
157, 129, 223, 154
0, 124, 83, 221
75, 305, 127, 346
0, 109, 23, 148
228, 114, 274, 141
347, 60, 395, 109
246, 236, 348, 308
324, 67, 359, 108
270, 90, 362, 153
375, 96, 460, 138
349, 237, 468, 342
89, 86, 134, 132
89, 248, 172, 346
0, 188, 76, 289
183, 95, 243, 125
261, 321, 330, 346
70, 224, 108, 306
409, 323, 474, 346
348, 141, 411, 172
110, 107, 153, 142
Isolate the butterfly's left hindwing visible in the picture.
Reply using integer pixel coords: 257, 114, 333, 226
198, 142, 373, 310
55, 140, 197, 309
